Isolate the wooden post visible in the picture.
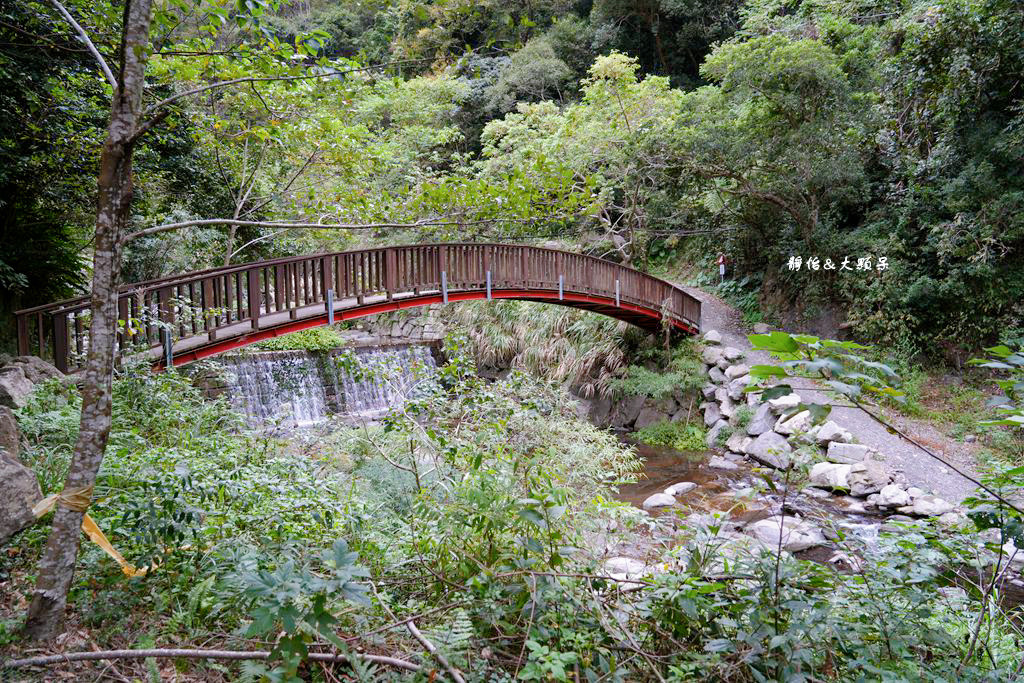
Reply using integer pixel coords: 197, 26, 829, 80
52, 312, 69, 374
16, 314, 28, 356
385, 249, 397, 300
247, 268, 260, 330
323, 256, 334, 314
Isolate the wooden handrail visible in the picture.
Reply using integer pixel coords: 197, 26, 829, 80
15, 243, 701, 372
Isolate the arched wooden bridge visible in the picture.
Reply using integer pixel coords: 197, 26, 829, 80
16, 243, 701, 373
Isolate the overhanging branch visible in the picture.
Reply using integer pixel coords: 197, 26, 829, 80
47, 0, 117, 88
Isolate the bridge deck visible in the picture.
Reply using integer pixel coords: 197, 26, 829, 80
16, 243, 701, 372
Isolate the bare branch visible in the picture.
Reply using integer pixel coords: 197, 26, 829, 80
47, 0, 116, 88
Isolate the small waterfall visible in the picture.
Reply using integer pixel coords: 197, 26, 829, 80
216, 345, 437, 427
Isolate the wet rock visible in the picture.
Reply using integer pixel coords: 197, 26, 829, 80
826, 442, 870, 464
0, 366, 33, 409
848, 461, 890, 497
809, 462, 852, 490
588, 398, 612, 425
665, 482, 698, 496
876, 484, 911, 508
767, 393, 801, 413
0, 406, 19, 459
910, 495, 954, 517
774, 410, 811, 436
746, 403, 775, 436
815, 421, 852, 444
752, 323, 772, 334
702, 346, 725, 366
708, 366, 727, 384
11, 356, 63, 383
746, 515, 826, 552
0, 456, 42, 544
747, 431, 792, 469
635, 407, 667, 430
703, 402, 721, 427
702, 330, 723, 345
706, 420, 729, 448
724, 364, 749, 380
642, 492, 677, 510
708, 455, 739, 470
723, 347, 744, 362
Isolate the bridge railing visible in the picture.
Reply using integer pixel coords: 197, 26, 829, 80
16, 244, 701, 373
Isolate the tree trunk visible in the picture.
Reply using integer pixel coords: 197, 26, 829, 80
23, 0, 155, 642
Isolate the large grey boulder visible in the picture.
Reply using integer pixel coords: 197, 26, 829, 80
0, 406, 19, 459
11, 356, 63, 383
815, 421, 852, 445
702, 346, 725, 366
642, 492, 677, 510
848, 461, 890, 497
665, 481, 698, 496
0, 456, 42, 544
609, 394, 647, 429
826, 442, 870, 464
876, 484, 911, 508
767, 392, 801, 413
635, 407, 667, 430
724, 364, 749, 380
706, 419, 729, 448
701, 384, 717, 399
722, 347, 744, 362
703, 402, 721, 427
702, 330, 722, 345
725, 430, 749, 454
708, 366, 727, 385
909, 495, 955, 517
746, 403, 776, 436
0, 366, 33, 409
708, 455, 739, 470
747, 431, 792, 469
588, 397, 612, 425
746, 515, 826, 552
727, 375, 753, 401
774, 410, 811, 435
809, 462, 852, 490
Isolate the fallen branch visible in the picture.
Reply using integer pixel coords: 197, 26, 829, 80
2, 647, 422, 673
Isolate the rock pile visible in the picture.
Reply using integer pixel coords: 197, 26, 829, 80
698, 329, 960, 522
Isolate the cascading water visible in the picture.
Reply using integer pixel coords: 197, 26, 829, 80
217, 345, 437, 427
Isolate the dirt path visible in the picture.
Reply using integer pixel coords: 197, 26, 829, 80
681, 285, 984, 503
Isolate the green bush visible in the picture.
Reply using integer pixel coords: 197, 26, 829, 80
635, 420, 706, 451
252, 325, 346, 352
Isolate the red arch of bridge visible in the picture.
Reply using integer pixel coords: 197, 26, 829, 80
15, 243, 701, 373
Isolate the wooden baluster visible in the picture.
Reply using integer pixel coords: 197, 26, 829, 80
52, 311, 69, 373
248, 268, 260, 330
203, 278, 217, 341
386, 248, 396, 300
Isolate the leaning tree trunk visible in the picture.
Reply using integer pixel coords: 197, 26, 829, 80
24, 0, 155, 642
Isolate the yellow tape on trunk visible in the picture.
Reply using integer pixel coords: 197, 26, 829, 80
32, 491, 152, 578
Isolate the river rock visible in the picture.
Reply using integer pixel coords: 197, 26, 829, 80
906, 487, 925, 500
702, 330, 723, 345
774, 410, 811, 435
746, 515, 826, 552
910, 495, 954, 517
642, 492, 676, 510
708, 366, 727, 384
745, 403, 775, 436
11, 356, 64, 383
747, 431, 792, 469
703, 402, 721, 427
609, 394, 646, 428
716, 356, 731, 370
635, 407, 666, 430
604, 556, 648, 581
767, 392, 801, 413
706, 420, 728, 448
876, 484, 911, 508
826, 442, 870, 464
747, 392, 762, 406
724, 364, 749, 379
701, 384, 717, 399
708, 455, 739, 470
753, 323, 772, 334
702, 346, 725, 366
0, 366, 33, 409
809, 462, 852, 490
665, 481, 698, 496
848, 461, 890, 497
0, 406, 19, 459
714, 387, 729, 404
815, 421, 852, 445
937, 511, 969, 528
802, 486, 832, 499
719, 396, 736, 418
0, 456, 42, 544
